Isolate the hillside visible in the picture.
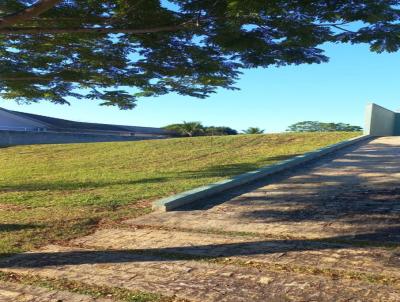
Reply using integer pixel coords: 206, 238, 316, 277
0, 132, 359, 256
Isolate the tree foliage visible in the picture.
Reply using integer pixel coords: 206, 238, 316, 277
242, 127, 265, 134
287, 121, 363, 132
164, 122, 237, 137
2, 1, 400, 108
164, 121, 204, 137
204, 126, 238, 136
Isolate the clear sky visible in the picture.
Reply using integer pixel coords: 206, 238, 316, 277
1, 41, 399, 133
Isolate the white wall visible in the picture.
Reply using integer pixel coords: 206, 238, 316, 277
0, 109, 46, 130
365, 103, 396, 136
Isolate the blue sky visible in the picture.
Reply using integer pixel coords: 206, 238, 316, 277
1, 42, 399, 133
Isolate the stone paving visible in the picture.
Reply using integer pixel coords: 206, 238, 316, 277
0, 282, 113, 302
72, 228, 400, 278
130, 137, 400, 241
1, 137, 400, 301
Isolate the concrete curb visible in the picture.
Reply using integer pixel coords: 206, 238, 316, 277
152, 135, 372, 212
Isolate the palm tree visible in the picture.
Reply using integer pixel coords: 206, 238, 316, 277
178, 121, 205, 137
242, 127, 265, 134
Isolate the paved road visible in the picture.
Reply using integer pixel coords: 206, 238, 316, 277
1, 137, 400, 301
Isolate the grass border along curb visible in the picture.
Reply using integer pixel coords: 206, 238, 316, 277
153, 135, 371, 212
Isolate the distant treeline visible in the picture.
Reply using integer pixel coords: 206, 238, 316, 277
164, 121, 362, 137
287, 121, 362, 132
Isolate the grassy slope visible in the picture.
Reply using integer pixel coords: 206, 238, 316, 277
0, 132, 359, 256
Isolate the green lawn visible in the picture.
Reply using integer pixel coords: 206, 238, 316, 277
0, 132, 359, 256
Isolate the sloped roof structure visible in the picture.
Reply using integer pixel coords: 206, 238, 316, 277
0, 107, 168, 135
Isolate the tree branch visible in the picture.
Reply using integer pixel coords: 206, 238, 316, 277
1, 77, 54, 81
0, 24, 187, 35
0, 0, 61, 29
0, 77, 104, 85
315, 22, 356, 33
331, 24, 356, 33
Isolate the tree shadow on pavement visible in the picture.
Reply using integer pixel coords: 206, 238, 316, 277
0, 225, 399, 269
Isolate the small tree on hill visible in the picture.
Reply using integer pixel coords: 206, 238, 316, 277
204, 126, 238, 136
242, 127, 265, 134
164, 121, 204, 137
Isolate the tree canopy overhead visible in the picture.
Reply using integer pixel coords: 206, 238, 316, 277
1, 1, 400, 109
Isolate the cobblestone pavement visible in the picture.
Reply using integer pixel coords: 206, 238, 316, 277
0, 282, 113, 302
1, 137, 400, 301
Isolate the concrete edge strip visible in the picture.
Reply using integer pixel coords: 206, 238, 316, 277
152, 135, 372, 212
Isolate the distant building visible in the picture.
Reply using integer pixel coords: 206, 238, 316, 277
0, 107, 169, 137
0, 107, 171, 146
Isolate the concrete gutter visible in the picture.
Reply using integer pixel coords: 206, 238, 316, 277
153, 135, 371, 212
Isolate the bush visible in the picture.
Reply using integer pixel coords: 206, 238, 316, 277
163, 122, 237, 137
242, 127, 265, 134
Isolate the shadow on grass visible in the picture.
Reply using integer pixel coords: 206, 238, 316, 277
0, 253, 16, 259
0, 178, 168, 192
0, 154, 300, 193
177, 154, 301, 178
0, 223, 40, 233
